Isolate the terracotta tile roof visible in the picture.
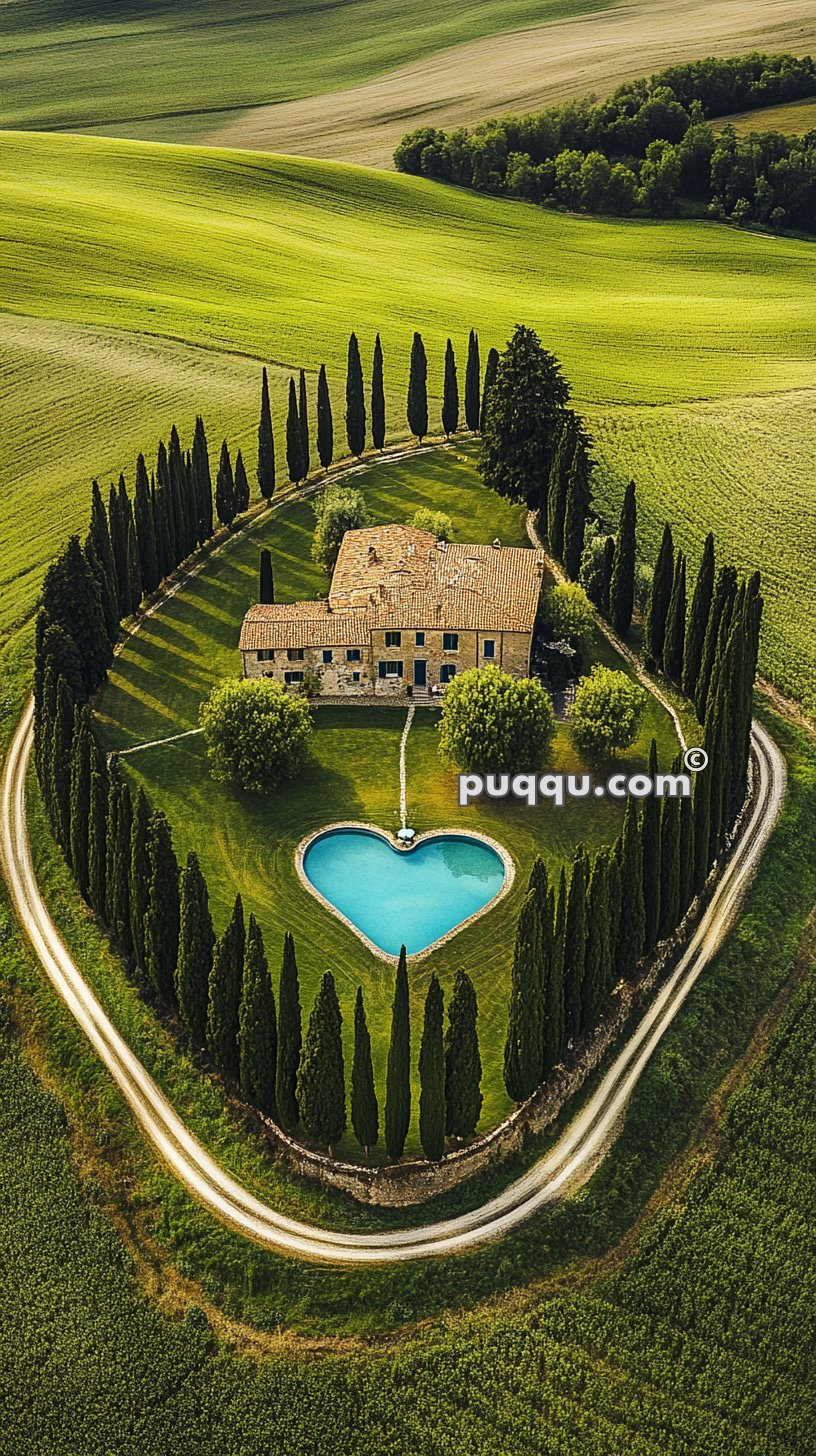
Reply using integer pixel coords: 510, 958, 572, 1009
239, 601, 368, 651
239, 527, 544, 651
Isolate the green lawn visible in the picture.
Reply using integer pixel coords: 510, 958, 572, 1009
95, 448, 680, 1144
2, 130, 814, 724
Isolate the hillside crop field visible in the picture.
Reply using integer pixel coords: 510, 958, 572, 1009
713, 97, 816, 132
1, 129, 814, 709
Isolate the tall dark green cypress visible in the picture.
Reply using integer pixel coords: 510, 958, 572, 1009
129, 786, 151, 975
444, 969, 482, 1139
658, 790, 681, 940
385, 946, 411, 1159
616, 796, 645, 978
286, 378, 306, 485
480, 347, 499, 432
259, 548, 274, 604
464, 328, 481, 431
87, 480, 119, 644
49, 676, 75, 854
133, 454, 159, 595
682, 532, 715, 700
206, 895, 245, 1082
298, 971, 345, 1154
504, 890, 543, 1102
663, 549, 687, 683
41, 535, 110, 694
152, 463, 173, 581
176, 852, 214, 1048
678, 790, 695, 915
105, 767, 133, 957
257, 368, 276, 501
87, 742, 109, 918
600, 536, 615, 615
276, 931, 302, 1131
351, 986, 378, 1158
582, 851, 611, 1031
108, 482, 128, 615
238, 914, 278, 1117
609, 480, 637, 638
545, 870, 567, 1074
215, 440, 237, 529
606, 851, 622, 997
298, 368, 310, 477
234, 449, 250, 516
642, 739, 662, 952
345, 333, 366, 458
407, 332, 428, 444
317, 363, 334, 469
371, 335, 386, 451
119, 478, 142, 615
192, 415, 214, 540
644, 523, 674, 669
441, 338, 459, 437
418, 974, 445, 1160
563, 846, 587, 1042
695, 565, 737, 723
546, 420, 574, 560
563, 454, 587, 581
69, 707, 91, 900
144, 810, 180, 1004
168, 426, 190, 561
692, 758, 712, 894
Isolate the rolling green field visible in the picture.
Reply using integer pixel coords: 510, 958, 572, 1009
2, 129, 814, 717
713, 97, 816, 134
95, 447, 680, 1139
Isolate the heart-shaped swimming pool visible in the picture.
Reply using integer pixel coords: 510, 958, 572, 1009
300, 827, 510, 958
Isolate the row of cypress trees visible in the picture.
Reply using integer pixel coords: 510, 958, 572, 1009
263, 329, 495, 490
503, 527, 763, 1104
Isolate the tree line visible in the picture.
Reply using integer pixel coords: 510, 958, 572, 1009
394, 52, 816, 231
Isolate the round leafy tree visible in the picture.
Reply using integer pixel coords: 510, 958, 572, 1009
438, 666, 555, 772
408, 507, 454, 541
568, 665, 646, 759
200, 679, 313, 793
311, 485, 369, 572
478, 323, 570, 505
546, 581, 593, 645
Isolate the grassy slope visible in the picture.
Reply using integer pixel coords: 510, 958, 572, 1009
0, 0, 605, 132
95, 447, 680, 1137
713, 97, 816, 133
2, 130, 814, 715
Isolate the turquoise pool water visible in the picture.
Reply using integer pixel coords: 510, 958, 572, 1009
302, 829, 507, 956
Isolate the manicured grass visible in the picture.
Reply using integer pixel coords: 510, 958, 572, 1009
2, 130, 814, 723
95, 448, 680, 1141
712, 97, 816, 134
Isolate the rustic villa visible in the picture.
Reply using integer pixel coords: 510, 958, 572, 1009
239, 525, 545, 699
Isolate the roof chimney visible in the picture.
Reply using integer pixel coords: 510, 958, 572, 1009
492, 538, 501, 549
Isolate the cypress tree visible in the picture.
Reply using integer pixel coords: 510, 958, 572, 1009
444, 969, 482, 1139
144, 810, 180, 1004
152, 465, 173, 581
168, 425, 190, 561
238, 914, 278, 1117
545, 870, 567, 1074
407, 331, 428, 444
692, 756, 712, 894
616, 796, 645, 978
606, 852, 622, 996
206, 895, 245, 1082
234, 449, 250, 517
695, 565, 737, 723
609, 480, 636, 637
371, 335, 386, 451
176, 851, 214, 1048
418, 974, 445, 1160
133, 454, 159, 595
119, 479, 142, 616
441, 338, 459, 437
679, 790, 695, 915
87, 480, 120, 644
317, 363, 334, 469
528, 858, 553, 1080
129, 786, 151, 975
546, 419, 574, 560
35, 621, 83, 796
49, 676, 75, 854
682, 532, 715, 699
69, 707, 91, 900
298, 369, 310, 477
663, 549, 687, 683
105, 768, 133, 957
644, 523, 674, 669
642, 739, 662, 952
259, 548, 274, 604
384, 946, 411, 1159
600, 535, 615, 615
192, 415, 214, 540
298, 971, 345, 1154
345, 333, 366, 457
479, 346, 499, 433
87, 743, 109, 918
351, 985, 378, 1158
504, 890, 543, 1102
215, 440, 237, 529
257, 367, 276, 501
581, 851, 611, 1031
563, 846, 588, 1043
563, 454, 587, 581
108, 482, 128, 615
41, 535, 110, 694
286, 378, 306, 484
276, 931, 302, 1131
658, 791, 681, 939
464, 328, 481, 431
478, 324, 572, 514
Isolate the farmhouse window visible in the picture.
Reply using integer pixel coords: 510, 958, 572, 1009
483, 639, 495, 659
385, 631, 402, 648
257, 649, 274, 662
322, 650, 333, 664
284, 671, 304, 685
443, 632, 459, 652
352, 672, 361, 683
287, 648, 305, 661
415, 631, 425, 646
440, 664, 457, 683
378, 661, 403, 679
346, 649, 361, 662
